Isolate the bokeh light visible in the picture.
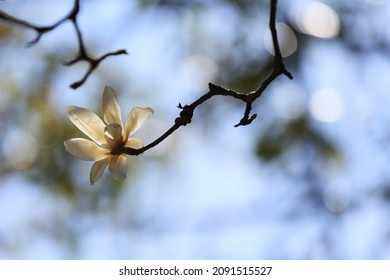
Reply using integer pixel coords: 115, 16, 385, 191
309, 88, 344, 122
293, 2, 340, 39
323, 180, 352, 213
272, 82, 307, 120
264, 22, 297, 57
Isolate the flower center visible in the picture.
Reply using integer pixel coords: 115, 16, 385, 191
104, 123, 123, 149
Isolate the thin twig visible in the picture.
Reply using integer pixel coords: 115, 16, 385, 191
0, 0, 127, 89
112, 0, 293, 156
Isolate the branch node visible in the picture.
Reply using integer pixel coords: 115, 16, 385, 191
175, 105, 193, 126
63, 54, 82, 66
208, 82, 217, 90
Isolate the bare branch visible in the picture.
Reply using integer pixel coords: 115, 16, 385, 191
2, 0, 292, 156
0, 0, 127, 89
269, 0, 293, 80
111, 0, 293, 156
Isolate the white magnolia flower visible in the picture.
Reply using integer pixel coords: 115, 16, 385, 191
64, 86, 153, 185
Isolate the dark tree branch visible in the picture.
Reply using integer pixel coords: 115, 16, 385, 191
2, 0, 291, 156
111, 0, 293, 157
0, 0, 127, 89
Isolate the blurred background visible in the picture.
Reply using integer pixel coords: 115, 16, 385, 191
1, 0, 390, 259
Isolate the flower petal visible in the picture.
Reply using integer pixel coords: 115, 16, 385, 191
90, 156, 111, 185
64, 138, 109, 161
124, 107, 154, 141
126, 137, 144, 149
109, 155, 127, 180
67, 105, 107, 146
102, 86, 123, 126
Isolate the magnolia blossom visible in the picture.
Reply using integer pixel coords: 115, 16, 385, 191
64, 86, 153, 185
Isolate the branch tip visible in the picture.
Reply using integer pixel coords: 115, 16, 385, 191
284, 70, 293, 80
234, 113, 257, 127
0, 1, 127, 89
70, 81, 82, 90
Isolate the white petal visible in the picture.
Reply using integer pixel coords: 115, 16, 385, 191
67, 106, 107, 146
90, 156, 111, 185
124, 107, 154, 141
126, 137, 144, 149
104, 123, 124, 149
102, 86, 123, 126
109, 155, 127, 180
64, 138, 109, 161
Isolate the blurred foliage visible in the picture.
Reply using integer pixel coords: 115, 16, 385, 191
256, 117, 338, 162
